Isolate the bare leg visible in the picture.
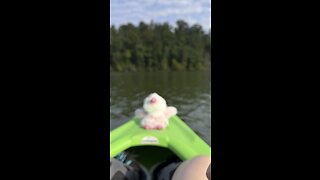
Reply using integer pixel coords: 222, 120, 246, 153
172, 156, 211, 180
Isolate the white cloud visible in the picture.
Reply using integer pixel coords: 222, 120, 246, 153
147, 6, 204, 17
110, 0, 211, 31
155, 0, 195, 6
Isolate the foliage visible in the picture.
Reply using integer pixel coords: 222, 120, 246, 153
110, 20, 211, 71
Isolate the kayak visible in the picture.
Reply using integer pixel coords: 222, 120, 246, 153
110, 115, 211, 170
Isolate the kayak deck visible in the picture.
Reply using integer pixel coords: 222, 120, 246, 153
110, 115, 211, 161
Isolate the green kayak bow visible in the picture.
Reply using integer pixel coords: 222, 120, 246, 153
110, 115, 211, 161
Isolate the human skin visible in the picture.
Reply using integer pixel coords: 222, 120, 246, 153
172, 156, 211, 180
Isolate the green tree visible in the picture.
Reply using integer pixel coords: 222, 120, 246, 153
110, 20, 211, 71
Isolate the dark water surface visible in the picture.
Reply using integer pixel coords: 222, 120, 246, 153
110, 71, 211, 145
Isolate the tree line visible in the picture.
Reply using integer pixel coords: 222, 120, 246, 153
110, 20, 211, 71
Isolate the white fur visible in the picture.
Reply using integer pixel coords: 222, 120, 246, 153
135, 93, 178, 130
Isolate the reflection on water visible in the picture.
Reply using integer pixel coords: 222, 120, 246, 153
110, 71, 211, 145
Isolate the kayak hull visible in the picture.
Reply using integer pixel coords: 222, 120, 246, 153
110, 115, 211, 163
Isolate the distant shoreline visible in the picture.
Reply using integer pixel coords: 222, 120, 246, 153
110, 67, 211, 72
110, 20, 211, 72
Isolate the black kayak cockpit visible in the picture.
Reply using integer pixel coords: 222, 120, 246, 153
111, 146, 182, 180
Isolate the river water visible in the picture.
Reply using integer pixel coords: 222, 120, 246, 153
110, 71, 211, 145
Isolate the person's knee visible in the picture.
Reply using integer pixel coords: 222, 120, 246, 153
172, 156, 211, 180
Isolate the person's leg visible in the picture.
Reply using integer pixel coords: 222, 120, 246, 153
172, 156, 211, 180
110, 158, 130, 180
110, 158, 141, 180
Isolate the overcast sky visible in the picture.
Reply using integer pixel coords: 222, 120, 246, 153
110, 0, 211, 31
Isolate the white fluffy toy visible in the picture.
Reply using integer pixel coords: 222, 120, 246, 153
135, 93, 177, 130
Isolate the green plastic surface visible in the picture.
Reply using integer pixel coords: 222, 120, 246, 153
110, 116, 211, 161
